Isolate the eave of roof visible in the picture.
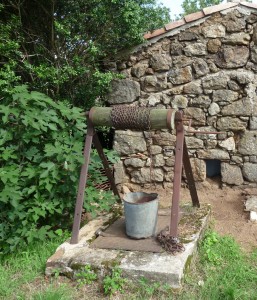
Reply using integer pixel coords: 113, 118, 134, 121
144, 1, 257, 41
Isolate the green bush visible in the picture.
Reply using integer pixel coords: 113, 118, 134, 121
0, 85, 117, 254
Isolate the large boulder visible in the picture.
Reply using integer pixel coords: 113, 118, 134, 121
149, 54, 172, 71
238, 131, 257, 155
223, 33, 250, 46
242, 163, 257, 182
185, 137, 204, 148
218, 137, 235, 151
131, 61, 149, 78
184, 42, 207, 56
207, 39, 222, 53
183, 81, 203, 94
131, 168, 164, 183
190, 95, 211, 108
212, 90, 239, 103
197, 149, 230, 160
215, 46, 249, 68
221, 163, 244, 185
202, 24, 226, 38
172, 95, 188, 109
113, 131, 147, 155
190, 158, 206, 181
108, 79, 140, 104
202, 73, 228, 89
184, 107, 206, 126
124, 158, 145, 168
222, 98, 257, 116
114, 161, 128, 184
168, 66, 193, 85
193, 58, 209, 78
217, 117, 247, 131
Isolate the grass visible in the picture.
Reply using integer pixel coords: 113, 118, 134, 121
0, 230, 256, 300
0, 233, 73, 300
179, 231, 257, 300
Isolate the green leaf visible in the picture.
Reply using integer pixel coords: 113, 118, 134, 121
39, 162, 56, 178
22, 167, 37, 179
47, 123, 58, 131
26, 185, 37, 195
55, 229, 63, 236
1, 147, 17, 160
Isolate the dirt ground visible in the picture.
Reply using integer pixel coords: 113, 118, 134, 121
126, 178, 257, 252
186, 178, 257, 252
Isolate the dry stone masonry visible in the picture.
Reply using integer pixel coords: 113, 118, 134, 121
107, 6, 257, 187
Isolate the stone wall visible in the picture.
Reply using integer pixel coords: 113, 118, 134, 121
107, 9, 257, 187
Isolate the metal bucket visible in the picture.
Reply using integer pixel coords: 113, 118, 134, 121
123, 192, 159, 239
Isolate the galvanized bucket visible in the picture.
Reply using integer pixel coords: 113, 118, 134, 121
123, 192, 159, 239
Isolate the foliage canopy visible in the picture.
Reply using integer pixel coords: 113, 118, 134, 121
1, 0, 170, 108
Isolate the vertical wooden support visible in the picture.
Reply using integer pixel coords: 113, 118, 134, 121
170, 111, 184, 237
183, 139, 200, 208
70, 120, 94, 244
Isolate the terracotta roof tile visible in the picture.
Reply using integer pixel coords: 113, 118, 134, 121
240, 2, 257, 9
144, 28, 166, 39
184, 11, 205, 23
203, 2, 238, 16
165, 19, 186, 31
144, 32, 154, 39
144, 2, 257, 41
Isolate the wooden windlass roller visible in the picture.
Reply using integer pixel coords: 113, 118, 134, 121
88, 106, 177, 130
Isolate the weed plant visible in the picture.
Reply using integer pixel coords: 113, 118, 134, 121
103, 267, 126, 296
75, 265, 97, 286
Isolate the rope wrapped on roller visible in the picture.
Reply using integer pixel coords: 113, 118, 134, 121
88, 106, 177, 131
110, 106, 152, 130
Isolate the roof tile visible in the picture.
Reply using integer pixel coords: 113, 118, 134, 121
240, 2, 257, 9
144, 28, 166, 39
203, 2, 238, 15
184, 11, 205, 23
144, 2, 257, 41
165, 19, 186, 31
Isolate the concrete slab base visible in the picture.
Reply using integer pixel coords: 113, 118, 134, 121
46, 204, 210, 289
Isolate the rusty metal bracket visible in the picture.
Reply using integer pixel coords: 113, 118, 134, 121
186, 130, 226, 134
183, 139, 200, 208
170, 111, 184, 237
70, 118, 94, 244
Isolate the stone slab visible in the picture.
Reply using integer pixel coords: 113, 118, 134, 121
45, 205, 210, 289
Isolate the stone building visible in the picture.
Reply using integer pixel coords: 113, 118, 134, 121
106, 1, 257, 187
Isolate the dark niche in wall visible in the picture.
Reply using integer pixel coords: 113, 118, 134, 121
205, 159, 221, 177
